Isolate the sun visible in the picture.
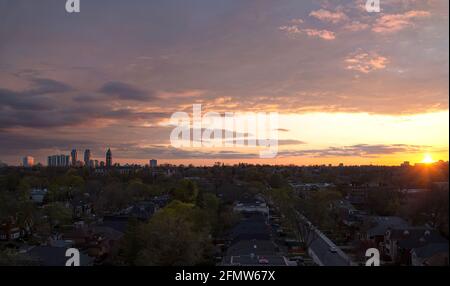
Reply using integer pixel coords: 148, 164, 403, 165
422, 153, 435, 164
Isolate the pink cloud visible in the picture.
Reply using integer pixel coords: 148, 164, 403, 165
344, 21, 370, 32
279, 25, 302, 36
289, 18, 304, 25
158, 89, 205, 99
279, 20, 336, 40
309, 9, 348, 24
345, 51, 389, 73
372, 10, 431, 33
302, 29, 336, 40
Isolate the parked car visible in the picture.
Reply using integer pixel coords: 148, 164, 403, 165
329, 246, 338, 253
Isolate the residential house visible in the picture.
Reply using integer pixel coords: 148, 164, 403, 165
30, 188, 48, 204
233, 200, 269, 219
86, 226, 124, 263
72, 199, 93, 219
101, 201, 158, 233
411, 243, 449, 266
384, 227, 448, 265
332, 200, 367, 227
363, 216, 409, 246
0, 221, 22, 241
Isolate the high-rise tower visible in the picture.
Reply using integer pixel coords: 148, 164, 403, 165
71, 149, 77, 166
106, 148, 112, 168
84, 149, 91, 167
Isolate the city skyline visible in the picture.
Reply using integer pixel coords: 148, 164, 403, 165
0, 0, 448, 166
8, 147, 450, 167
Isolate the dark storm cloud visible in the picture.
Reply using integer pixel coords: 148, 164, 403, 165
72, 94, 101, 102
0, 77, 72, 111
0, 132, 98, 152
0, 88, 54, 110
98, 81, 154, 101
28, 78, 73, 95
0, 101, 171, 129
0, 75, 172, 129
0, 108, 87, 128
101, 109, 170, 121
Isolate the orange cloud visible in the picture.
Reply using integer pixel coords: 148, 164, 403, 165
309, 9, 348, 24
279, 25, 302, 36
158, 89, 205, 99
279, 22, 336, 40
372, 10, 431, 33
344, 21, 370, 32
345, 50, 389, 73
302, 28, 336, 40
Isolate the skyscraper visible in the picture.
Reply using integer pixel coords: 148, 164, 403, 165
84, 149, 91, 167
22, 156, 34, 167
150, 159, 157, 168
71, 149, 77, 166
106, 148, 112, 168
47, 154, 70, 167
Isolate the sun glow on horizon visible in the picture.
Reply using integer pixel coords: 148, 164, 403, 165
422, 153, 435, 164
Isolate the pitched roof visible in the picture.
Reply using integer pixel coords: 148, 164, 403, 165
91, 226, 124, 241
366, 216, 409, 237
412, 243, 449, 259
389, 227, 447, 249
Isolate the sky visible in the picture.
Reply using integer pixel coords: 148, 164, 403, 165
0, 0, 448, 166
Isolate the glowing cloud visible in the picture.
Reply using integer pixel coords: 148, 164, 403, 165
345, 50, 389, 73
372, 10, 431, 33
279, 20, 336, 40
309, 9, 348, 24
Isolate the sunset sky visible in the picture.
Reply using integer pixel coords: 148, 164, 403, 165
0, 0, 448, 166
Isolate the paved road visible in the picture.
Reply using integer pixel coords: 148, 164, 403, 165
295, 211, 352, 266
309, 233, 351, 266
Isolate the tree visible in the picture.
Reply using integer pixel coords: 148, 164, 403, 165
0, 190, 19, 219
95, 182, 130, 214
126, 179, 161, 200
171, 179, 198, 203
408, 188, 449, 237
268, 173, 285, 189
44, 202, 72, 229
288, 211, 318, 251
0, 249, 36, 266
136, 201, 212, 266
305, 190, 342, 228
367, 188, 401, 216
269, 187, 324, 251
198, 193, 220, 234
119, 218, 142, 265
